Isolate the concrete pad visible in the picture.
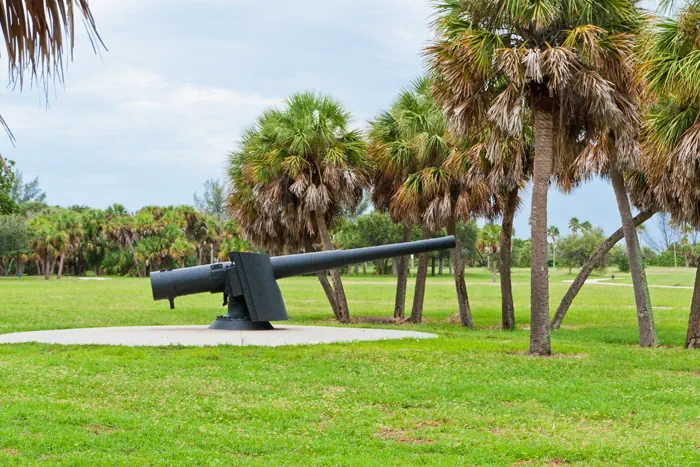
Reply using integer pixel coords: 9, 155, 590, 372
0, 325, 438, 347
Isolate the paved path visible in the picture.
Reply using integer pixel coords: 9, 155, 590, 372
563, 277, 694, 290
0, 325, 438, 347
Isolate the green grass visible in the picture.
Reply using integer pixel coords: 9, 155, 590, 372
0, 268, 699, 466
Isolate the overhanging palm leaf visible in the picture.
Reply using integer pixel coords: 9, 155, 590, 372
0, 0, 102, 174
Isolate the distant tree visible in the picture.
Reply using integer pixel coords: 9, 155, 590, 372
0, 216, 29, 276
569, 218, 581, 236
9, 171, 46, 204
478, 224, 501, 283
548, 226, 560, 268
0, 159, 17, 215
580, 221, 593, 233
557, 228, 608, 274
194, 178, 229, 221
610, 246, 630, 273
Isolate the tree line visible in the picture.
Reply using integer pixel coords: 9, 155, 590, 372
0, 176, 252, 279
225, 0, 700, 353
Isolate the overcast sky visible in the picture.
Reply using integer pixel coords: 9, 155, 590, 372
0, 0, 667, 241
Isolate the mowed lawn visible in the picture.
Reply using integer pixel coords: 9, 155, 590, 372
0, 267, 699, 466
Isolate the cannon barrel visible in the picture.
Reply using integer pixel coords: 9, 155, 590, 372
270, 236, 456, 279
150, 262, 231, 301
150, 236, 456, 303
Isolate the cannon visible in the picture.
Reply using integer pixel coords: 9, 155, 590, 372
150, 236, 456, 330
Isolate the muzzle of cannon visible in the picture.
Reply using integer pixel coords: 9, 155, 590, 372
150, 236, 457, 330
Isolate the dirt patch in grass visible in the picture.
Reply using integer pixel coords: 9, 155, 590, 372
351, 316, 402, 325
505, 350, 588, 359
376, 427, 436, 445
0, 449, 19, 456
513, 459, 568, 466
86, 425, 118, 435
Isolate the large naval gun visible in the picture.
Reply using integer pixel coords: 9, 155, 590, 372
150, 236, 456, 330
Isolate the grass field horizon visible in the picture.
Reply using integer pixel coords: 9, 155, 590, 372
1, 267, 699, 465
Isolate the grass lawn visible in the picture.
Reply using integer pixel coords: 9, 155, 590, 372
0, 268, 699, 466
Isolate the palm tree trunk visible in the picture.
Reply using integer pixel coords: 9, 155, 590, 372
447, 219, 473, 328
529, 103, 554, 356
210, 244, 215, 264
686, 262, 700, 349
57, 254, 65, 280
448, 258, 452, 276
410, 225, 431, 324
43, 254, 51, 280
394, 223, 412, 320
610, 166, 657, 347
17, 257, 25, 276
551, 210, 654, 329
363, 262, 367, 275
316, 212, 350, 323
439, 257, 444, 275
317, 272, 342, 320
500, 188, 517, 330
491, 253, 497, 283
353, 264, 359, 275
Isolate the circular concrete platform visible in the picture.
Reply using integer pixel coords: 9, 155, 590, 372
0, 325, 438, 347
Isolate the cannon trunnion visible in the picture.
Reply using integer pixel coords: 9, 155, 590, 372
150, 236, 456, 330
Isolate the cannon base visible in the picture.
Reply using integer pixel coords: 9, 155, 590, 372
208, 317, 274, 331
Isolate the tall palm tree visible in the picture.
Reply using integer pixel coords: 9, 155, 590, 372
369, 83, 425, 320
228, 92, 368, 323
548, 226, 560, 268
0, 0, 102, 173
641, 0, 700, 348
371, 79, 491, 326
427, 0, 648, 355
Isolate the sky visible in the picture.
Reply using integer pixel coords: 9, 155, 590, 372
0, 0, 666, 242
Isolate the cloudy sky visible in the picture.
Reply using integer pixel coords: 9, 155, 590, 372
1, 0, 666, 241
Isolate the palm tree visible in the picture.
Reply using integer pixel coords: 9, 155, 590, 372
569, 218, 581, 236
55, 211, 83, 279
369, 83, 424, 320
641, 1, 700, 348
371, 79, 492, 326
0, 0, 101, 173
580, 221, 593, 232
427, 0, 647, 355
478, 224, 501, 283
548, 226, 560, 268
228, 92, 368, 323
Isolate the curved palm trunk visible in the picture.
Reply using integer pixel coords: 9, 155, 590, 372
57, 254, 65, 280
410, 225, 431, 324
610, 166, 657, 347
500, 188, 517, 330
551, 210, 654, 329
529, 103, 554, 356
448, 219, 473, 328
317, 272, 342, 320
316, 212, 350, 323
394, 223, 412, 320
686, 262, 700, 349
